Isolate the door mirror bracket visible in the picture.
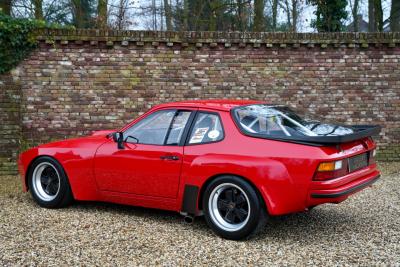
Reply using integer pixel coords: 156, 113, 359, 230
112, 132, 125, 149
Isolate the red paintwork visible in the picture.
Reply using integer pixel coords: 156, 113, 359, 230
18, 100, 380, 216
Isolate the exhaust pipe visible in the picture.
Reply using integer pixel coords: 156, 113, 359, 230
183, 215, 194, 224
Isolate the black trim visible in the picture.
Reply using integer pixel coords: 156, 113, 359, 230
184, 111, 225, 146
181, 185, 199, 215
230, 105, 381, 146
179, 110, 198, 146
311, 175, 380, 199
163, 110, 179, 145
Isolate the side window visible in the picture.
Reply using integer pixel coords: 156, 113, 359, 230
124, 110, 176, 145
188, 113, 224, 144
124, 110, 192, 145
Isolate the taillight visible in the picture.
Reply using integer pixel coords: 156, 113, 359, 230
313, 159, 348, 181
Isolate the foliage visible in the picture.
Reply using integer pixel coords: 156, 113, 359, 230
0, 13, 41, 74
0, 13, 73, 74
307, 0, 348, 32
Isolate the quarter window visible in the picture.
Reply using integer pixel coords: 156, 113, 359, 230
188, 113, 224, 144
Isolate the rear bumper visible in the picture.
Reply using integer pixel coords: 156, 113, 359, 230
307, 164, 380, 206
310, 174, 380, 199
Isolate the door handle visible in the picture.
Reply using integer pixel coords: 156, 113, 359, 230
160, 155, 180, 161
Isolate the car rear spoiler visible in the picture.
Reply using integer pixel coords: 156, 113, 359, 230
236, 124, 382, 146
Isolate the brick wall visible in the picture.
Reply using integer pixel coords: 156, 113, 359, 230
1, 30, 399, 175
0, 72, 21, 175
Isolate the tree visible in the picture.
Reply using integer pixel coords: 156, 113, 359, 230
33, 0, 43, 20
183, 0, 189, 30
0, 0, 12, 15
349, 0, 359, 31
253, 0, 264, 31
109, 0, 134, 30
368, 0, 382, 31
71, 0, 83, 27
291, 0, 298, 32
71, 0, 95, 28
368, 0, 375, 31
280, 0, 301, 32
391, 0, 400, 31
97, 0, 107, 28
308, 0, 348, 32
374, 0, 383, 31
272, 0, 278, 31
164, 0, 172, 30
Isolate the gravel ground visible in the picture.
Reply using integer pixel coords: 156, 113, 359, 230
1, 162, 399, 266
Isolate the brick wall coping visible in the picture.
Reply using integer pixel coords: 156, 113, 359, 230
36, 29, 400, 47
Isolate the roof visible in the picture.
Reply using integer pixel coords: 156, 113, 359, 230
345, 14, 369, 32
154, 99, 264, 111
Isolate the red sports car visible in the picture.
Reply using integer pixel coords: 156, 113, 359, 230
18, 100, 381, 240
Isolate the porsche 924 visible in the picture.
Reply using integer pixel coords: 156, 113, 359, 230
18, 100, 381, 239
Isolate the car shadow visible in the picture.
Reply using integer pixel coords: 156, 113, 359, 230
72, 199, 363, 239
22, 194, 369, 241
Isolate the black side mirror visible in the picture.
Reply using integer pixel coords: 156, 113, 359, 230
112, 132, 125, 149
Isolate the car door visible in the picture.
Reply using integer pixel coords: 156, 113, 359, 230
94, 109, 196, 199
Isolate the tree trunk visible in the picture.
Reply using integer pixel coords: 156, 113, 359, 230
183, 0, 189, 30
164, 0, 172, 30
292, 0, 298, 32
237, 0, 244, 31
352, 0, 359, 31
374, 0, 383, 31
97, 0, 107, 28
391, 0, 400, 31
72, 0, 84, 28
284, 0, 291, 30
253, 0, 264, 32
32, 0, 43, 19
0, 0, 12, 15
368, 0, 376, 31
272, 0, 278, 31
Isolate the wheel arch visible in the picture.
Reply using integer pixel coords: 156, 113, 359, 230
197, 173, 271, 214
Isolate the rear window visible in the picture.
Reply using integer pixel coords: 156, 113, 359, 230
233, 104, 354, 138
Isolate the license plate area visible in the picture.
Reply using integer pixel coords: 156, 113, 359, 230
348, 153, 368, 172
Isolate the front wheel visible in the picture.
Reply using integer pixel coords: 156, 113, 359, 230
203, 176, 267, 240
28, 156, 73, 208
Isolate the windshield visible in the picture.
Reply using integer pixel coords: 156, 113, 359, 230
233, 104, 354, 137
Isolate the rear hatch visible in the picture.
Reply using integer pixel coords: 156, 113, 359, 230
231, 104, 381, 146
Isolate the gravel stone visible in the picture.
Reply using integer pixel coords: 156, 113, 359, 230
0, 162, 399, 266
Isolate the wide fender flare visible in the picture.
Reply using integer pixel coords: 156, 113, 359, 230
20, 147, 98, 200
180, 154, 298, 215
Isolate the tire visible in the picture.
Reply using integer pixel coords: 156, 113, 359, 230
203, 175, 268, 240
28, 156, 74, 208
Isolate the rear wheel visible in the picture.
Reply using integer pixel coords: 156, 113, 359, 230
28, 156, 73, 208
203, 175, 267, 240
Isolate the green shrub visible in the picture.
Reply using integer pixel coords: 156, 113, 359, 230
0, 14, 74, 74
0, 14, 43, 73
